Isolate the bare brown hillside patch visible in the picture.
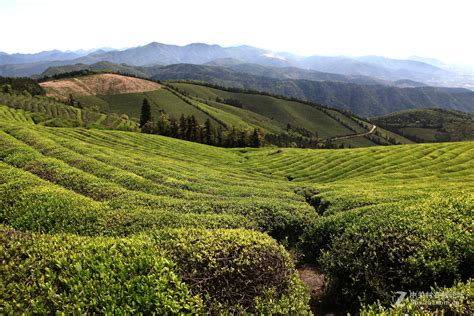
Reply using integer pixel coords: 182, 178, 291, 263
41, 74, 161, 98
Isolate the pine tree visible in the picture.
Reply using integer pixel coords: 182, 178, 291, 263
227, 126, 238, 147
250, 128, 264, 148
186, 115, 198, 141
178, 114, 187, 139
239, 130, 249, 147
169, 117, 179, 137
203, 118, 213, 145
216, 125, 224, 147
140, 98, 152, 128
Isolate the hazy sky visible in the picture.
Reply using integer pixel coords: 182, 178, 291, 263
1, 0, 473, 64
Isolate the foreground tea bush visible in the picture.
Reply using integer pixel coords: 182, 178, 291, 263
147, 228, 311, 313
0, 226, 204, 314
317, 194, 473, 309
0, 226, 310, 314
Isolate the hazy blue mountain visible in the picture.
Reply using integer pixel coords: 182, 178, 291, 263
407, 56, 447, 68
71, 42, 292, 67
0, 49, 89, 65
223, 63, 388, 85
1, 42, 472, 89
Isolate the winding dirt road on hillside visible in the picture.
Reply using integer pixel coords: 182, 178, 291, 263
330, 124, 377, 141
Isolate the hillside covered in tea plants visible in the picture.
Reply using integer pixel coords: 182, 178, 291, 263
37, 72, 419, 148
0, 105, 472, 313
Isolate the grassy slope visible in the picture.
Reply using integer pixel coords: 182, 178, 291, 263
38, 75, 423, 148
1, 114, 471, 224
0, 111, 472, 312
79, 89, 219, 125
171, 83, 355, 138
373, 108, 474, 143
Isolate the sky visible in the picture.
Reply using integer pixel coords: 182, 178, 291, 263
0, 0, 473, 65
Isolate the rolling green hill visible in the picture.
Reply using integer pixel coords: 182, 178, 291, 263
39, 73, 418, 148
0, 109, 472, 313
39, 62, 474, 116
373, 108, 474, 143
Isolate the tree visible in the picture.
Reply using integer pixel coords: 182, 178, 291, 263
169, 117, 179, 137
216, 125, 224, 147
156, 111, 170, 135
250, 128, 265, 148
186, 115, 199, 141
226, 126, 239, 147
140, 98, 152, 128
141, 120, 156, 134
178, 114, 187, 139
2, 84, 12, 94
239, 130, 249, 147
203, 118, 213, 145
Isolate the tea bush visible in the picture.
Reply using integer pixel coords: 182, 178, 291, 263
146, 228, 311, 313
318, 194, 473, 308
0, 226, 204, 314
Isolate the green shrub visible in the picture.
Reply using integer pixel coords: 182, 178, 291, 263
318, 194, 473, 309
0, 226, 311, 314
0, 162, 256, 235
146, 228, 311, 313
0, 226, 204, 314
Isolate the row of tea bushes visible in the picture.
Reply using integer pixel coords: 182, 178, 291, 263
0, 225, 310, 314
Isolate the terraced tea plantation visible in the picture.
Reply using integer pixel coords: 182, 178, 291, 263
0, 92, 137, 130
0, 106, 472, 314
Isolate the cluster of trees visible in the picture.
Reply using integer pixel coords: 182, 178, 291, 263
215, 97, 243, 108
139, 99, 264, 148
265, 133, 339, 149
39, 69, 98, 81
0, 76, 45, 96
66, 94, 84, 109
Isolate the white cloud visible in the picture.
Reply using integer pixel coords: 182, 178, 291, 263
0, 0, 473, 65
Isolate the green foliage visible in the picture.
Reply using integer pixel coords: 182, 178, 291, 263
0, 111, 472, 313
0, 226, 204, 314
0, 76, 45, 96
316, 194, 473, 309
139, 98, 152, 127
142, 110, 265, 148
0, 91, 137, 130
374, 108, 474, 143
146, 229, 311, 313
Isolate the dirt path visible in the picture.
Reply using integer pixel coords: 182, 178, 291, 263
330, 124, 377, 141
298, 265, 325, 298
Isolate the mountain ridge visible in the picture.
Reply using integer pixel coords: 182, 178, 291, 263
1, 42, 471, 89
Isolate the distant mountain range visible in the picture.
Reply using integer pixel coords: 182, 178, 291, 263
1, 42, 473, 89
